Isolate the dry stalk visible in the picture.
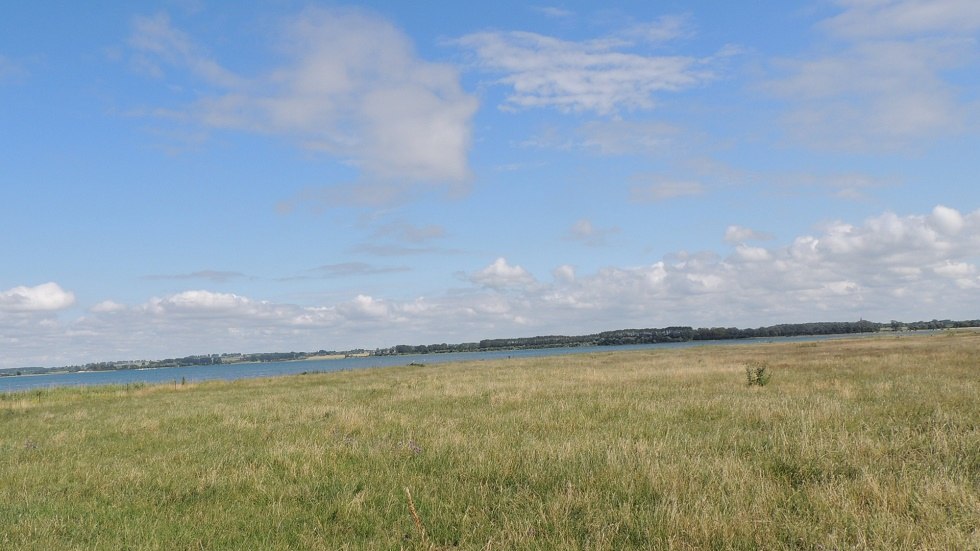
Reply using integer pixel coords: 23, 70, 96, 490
405, 486, 428, 545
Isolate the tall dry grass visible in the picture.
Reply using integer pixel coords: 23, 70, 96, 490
1, 332, 978, 549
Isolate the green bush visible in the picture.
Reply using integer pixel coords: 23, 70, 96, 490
745, 362, 772, 386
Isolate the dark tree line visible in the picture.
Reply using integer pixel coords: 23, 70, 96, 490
4, 318, 978, 376
378, 319, 978, 355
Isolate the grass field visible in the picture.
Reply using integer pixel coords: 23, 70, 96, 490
1, 332, 978, 549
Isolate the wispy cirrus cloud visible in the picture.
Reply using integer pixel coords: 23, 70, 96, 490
630, 178, 705, 202
370, 221, 446, 243
530, 6, 573, 19
349, 243, 463, 257
821, 0, 980, 39
296, 263, 410, 280
622, 14, 695, 44
142, 270, 247, 283
523, 120, 683, 155
349, 219, 459, 257
455, 20, 727, 115
128, 13, 243, 87
680, 157, 897, 202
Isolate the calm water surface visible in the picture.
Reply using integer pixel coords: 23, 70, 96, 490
0, 333, 894, 393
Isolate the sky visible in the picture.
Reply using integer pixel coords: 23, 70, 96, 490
2, 1, 979, 368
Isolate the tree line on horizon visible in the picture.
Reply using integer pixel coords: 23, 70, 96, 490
378, 318, 977, 355
3, 318, 977, 376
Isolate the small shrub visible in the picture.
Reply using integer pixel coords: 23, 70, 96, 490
745, 362, 772, 386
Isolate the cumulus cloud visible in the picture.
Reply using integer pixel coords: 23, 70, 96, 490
552, 264, 577, 283
766, 0, 980, 150
129, 8, 478, 203
929, 204, 965, 234
724, 225, 773, 244
537, 206, 980, 326
469, 258, 537, 290
5, 206, 980, 369
731, 245, 773, 263
0, 283, 76, 312
90, 300, 126, 313
455, 25, 720, 114
148, 290, 253, 316
338, 294, 390, 320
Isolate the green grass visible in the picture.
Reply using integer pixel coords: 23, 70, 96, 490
2, 332, 978, 549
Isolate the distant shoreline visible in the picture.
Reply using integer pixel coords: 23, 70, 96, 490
2, 318, 976, 377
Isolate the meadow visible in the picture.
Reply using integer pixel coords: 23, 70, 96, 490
1, 332, 978, 549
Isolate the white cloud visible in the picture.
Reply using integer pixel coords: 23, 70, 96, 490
456, 28, 718, 114
338, 294, 390, 320
129, 13, 244, 87
531, 6, 574, 19
929, 204, 965, 234
469, 258, 537, 290
542, 206, 980, 324
151, 290, 251, 314
0, 283, 75, 312
766, 0, 980, 150
934, 260, 974, 277
90, 300, 126, 313
623, 15, 694, 44
823, 0, 980, 39
129, 8, 478, 202
731, 245, 772, 263
5, 207, 980, 369
724, 225, 773, 244
552, 264, 577, 283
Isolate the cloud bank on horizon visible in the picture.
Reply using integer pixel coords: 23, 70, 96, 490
1, 1, 979, 368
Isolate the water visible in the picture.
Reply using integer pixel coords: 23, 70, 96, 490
0, 333, 892, 392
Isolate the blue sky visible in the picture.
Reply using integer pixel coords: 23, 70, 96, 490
2, 1, 979, 368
